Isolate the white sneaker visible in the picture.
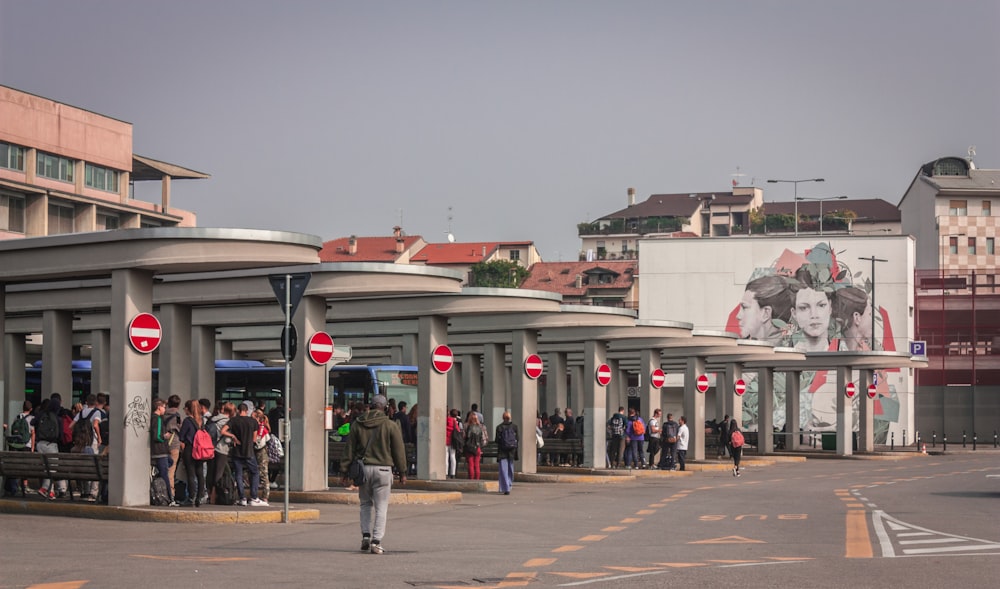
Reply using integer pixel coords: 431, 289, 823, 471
238, 498, 248, 506
249, 498, 268, 506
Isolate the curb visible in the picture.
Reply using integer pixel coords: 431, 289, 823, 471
0, 498, 320, 523
290, 490, 463, 505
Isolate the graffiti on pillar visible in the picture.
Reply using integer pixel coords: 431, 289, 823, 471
124, 396, 150, 438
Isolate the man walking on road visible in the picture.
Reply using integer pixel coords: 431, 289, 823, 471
341, 395, 407, 555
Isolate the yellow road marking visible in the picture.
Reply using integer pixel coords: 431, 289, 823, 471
707, 559, 761, 564
131, 555, 255, 562
636, 509, 655, 515
620, 517, 642, 523
690, 536, 766, 544
845, 503, 865, 508
845, 510, 873, 559
602, 526, 626, 532
553, 545, 584, 553
28, 583, 88, 589
523, 558, 557, 567
649, 503, 667, 507
605, 566, 663, 572
579, 535, 607, 542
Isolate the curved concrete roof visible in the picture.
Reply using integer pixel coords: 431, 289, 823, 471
0, 228, 322, 282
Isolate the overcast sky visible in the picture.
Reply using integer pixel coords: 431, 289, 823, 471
2, 1, 997, 260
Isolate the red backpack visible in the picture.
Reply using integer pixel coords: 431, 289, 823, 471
192, 426, 216, 461
60, 413, 74, 445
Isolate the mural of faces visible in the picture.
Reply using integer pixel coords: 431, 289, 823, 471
792, 286, 833, 351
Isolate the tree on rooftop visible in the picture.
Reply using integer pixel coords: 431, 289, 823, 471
470, 259, 529, 288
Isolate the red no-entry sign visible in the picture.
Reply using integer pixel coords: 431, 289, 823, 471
595, 364, 612, 386
128, 312, 161, 354
734, 379, 747, 396
650, 368, 666, 389
696, 374, 710, 393
432, 344, 454, 374
845, 382, 857, 398
307, 331, 334, 365
867, 383, 878, 399
524, 354, 543, 380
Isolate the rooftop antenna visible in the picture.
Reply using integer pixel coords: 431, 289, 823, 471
445, 206, 455, 242
968, 145, 977, 164
731, 166, 745, 187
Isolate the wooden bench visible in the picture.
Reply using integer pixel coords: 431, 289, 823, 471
328, 440, 417, 471
538, 438, 584, 465
0, 451, 109, 500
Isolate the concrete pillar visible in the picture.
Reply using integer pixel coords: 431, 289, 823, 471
417, 315, 448, 481
640, 349, 660, 421
460, 353, 482, 417
215, 338, 233, 360
400, 333, 417, 365
569, 364, 584, 416
511, 330, 538, 474
158, 304, 192, 402
5, 333, 25, 422
858, 369, 874, 452
758, 367, 774, 454
786, 371, 802, 450
482, 343, 506, 432
447, 363, 462, 411
836, 365, 853, 456
90, 330, 111, 395
545, 351, 568, 415
606, 359, 623, 413
42, 310, 73, 401
191, 326, 216, 403
109, 268, 154, 507
723, 363, 743, 424
684, 356, 707, 461
582, 340, 608, 469
290, 295, 330, 491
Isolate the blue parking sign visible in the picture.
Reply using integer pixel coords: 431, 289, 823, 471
909, 340, 927, 357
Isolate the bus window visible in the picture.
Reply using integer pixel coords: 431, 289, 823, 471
374, 368, 418, 411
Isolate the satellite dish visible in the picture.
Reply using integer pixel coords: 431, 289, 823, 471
447, 233, 456, 243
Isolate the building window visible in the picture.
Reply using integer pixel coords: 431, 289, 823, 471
988, 237, 995, 255
85, 163, 120, 193
967, 237, 976, 255
948, 200, 967, 216
36, 152, 74, 183
949, 236, 959, 254
99, 213, 120, 230
983, 201, 992, 217
509, 249, 520, 262
48, 203, 74, 234
0, 142, 25, 171
1, 194, 25, 232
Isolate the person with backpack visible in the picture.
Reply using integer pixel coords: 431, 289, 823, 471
150, 399, 177, 506
207, 402, 235, 504
606, 407, 627, 469
659, 413, 679, 471
229, 401, 266, 507
495, 411, 519, 495
729, 419, 745, 477
3, 400, 35, 497
625, 408, 646, 469
34, 397, 66, 500
463, 413, 487, 480
179, 399, 211, 507
445, 408, 462, 479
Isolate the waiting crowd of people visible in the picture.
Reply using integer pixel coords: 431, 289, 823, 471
2, 391, 285, 507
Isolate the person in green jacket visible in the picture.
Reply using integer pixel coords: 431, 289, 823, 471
340, 395, 407, 555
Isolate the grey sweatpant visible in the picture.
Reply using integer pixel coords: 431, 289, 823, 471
359, 465, 394, 542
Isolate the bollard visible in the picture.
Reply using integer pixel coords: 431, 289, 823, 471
994, 430, 998, 449
891, 431, 895, 451
973, 432, 977, 451
932, 431, 936, 448
903, 429, 907, 447
916, 432, 922, 453
943, 433, 947, 452
963, 430, 967, 448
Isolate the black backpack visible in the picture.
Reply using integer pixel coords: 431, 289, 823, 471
608, 414, 625, 438
6, 414, 30, 449
498, 425, 518, 451
450, 422, 464, 451
35, 411, 60, 443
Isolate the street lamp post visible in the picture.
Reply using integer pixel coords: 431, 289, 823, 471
796, 195, 848, 235
859, 255, 888, 350
767, 178, 825, 235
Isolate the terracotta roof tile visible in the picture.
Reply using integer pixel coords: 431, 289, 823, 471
319, 236, 424, 262
521, 261, 637, 297
411, 242, 500, 264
